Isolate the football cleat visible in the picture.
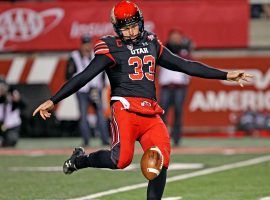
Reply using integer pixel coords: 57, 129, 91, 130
63, 147, 85, 174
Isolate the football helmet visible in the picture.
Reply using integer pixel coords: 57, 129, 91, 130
111, 0, 144, 43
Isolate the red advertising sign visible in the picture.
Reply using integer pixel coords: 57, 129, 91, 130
0, 55, 269, 129
0, 0, 248, 51
183, 56, 270, 128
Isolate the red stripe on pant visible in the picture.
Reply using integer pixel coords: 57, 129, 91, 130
110, 123, 115, 145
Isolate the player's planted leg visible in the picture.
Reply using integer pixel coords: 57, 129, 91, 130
147, 167, 167, 200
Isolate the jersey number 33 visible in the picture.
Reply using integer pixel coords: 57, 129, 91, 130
128, 55, 155, 81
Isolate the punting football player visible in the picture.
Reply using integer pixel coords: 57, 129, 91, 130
33, 1, 252, 199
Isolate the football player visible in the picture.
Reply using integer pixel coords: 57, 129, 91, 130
33, 1, 252, 199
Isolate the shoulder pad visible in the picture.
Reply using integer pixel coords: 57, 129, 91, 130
93, 37, 116, 63
94, 39, 110, 55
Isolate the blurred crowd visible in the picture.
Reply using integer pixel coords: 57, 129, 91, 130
0, 0, 268, 148
66, 35, 110, 147
159, 29, 193, 146
238, 111, 270, 136
251, 4, 270, 19
0, 77, 25, 147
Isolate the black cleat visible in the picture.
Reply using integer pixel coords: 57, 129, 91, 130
63, 147, 85, 174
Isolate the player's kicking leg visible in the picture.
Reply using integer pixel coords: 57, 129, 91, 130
63, 105, 137, 174
63, 147, 85, 174
63, 148, 119, 174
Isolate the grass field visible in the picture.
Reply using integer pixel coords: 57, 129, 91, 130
0, 138, 270, 200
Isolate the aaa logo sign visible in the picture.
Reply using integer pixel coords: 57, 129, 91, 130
0, 8, 64, 50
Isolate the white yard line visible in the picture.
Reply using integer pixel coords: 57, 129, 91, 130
8, 163, 203, 172
260, 197, 270, 200
69, 155, 270, 200
162, 197, 182, 200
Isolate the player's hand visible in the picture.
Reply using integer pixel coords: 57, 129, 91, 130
227, 71, 253, 87
32, 100, 54, 120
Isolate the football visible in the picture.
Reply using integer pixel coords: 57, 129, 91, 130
140, 146, 164, 180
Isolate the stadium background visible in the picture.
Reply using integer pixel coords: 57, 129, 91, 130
0, 1, 270, 199
1, 0, 270, 138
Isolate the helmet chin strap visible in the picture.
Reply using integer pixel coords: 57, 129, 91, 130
122, 32, 143, 44
116, 21, 144, 45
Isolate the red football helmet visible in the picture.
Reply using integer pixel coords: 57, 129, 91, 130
111, 0, 144, 43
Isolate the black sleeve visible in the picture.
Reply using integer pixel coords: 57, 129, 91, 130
50, 54, 114, 104
157, 47, 228, 80
65, 57, 77, 80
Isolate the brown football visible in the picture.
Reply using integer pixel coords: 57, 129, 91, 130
140, 146, 164, 180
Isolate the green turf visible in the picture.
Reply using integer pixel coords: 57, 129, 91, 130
13, 137, 270, 149
164, 161, 270, 200
1, 138, 270, 199
0, 154, 268, 200
105, 162, 270, 200
181, 138, 270, 147
15, 137, 102, 149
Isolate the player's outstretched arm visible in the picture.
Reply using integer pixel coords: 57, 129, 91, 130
157, 47, 253, 86
157, 47, 253, 85
157, 47, 228, 79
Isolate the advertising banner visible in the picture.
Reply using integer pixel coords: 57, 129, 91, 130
183, 56, 270, 128
0, 0, 248, 51
0, 55, 269, 129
